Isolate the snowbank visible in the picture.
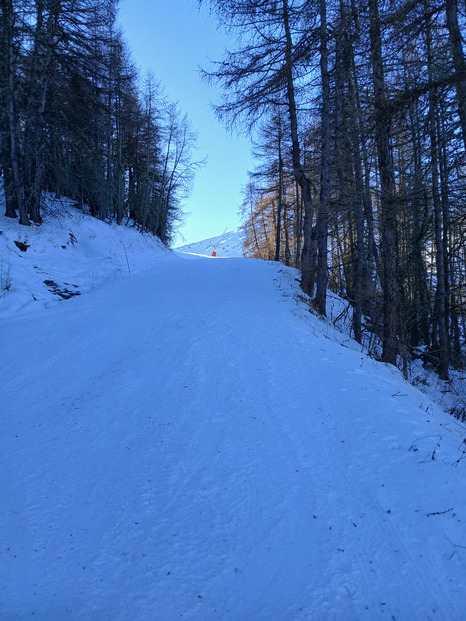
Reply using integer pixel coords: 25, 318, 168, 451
0, 198, 170, 320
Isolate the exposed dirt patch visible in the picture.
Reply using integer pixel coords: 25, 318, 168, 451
43, 279, 81, 299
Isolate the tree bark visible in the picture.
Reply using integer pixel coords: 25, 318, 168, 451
2, 0, 29, 225
445, 0, 466, 154
425, 1, 449, 378
282, 0, 315, 295
274, 117, 283, 262
314, 0, 331, 316
336, 0, 364, 342
368, 0, 398, 365
24, 0, 60, 223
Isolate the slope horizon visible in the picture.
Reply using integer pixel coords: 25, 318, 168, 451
174, 226, 246, 258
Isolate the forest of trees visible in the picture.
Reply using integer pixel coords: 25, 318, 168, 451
2, 0, 465, 380
204, 0, 466, 379
0, 0, 200, 245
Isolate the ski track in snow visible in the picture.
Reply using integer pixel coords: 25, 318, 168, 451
1, 252, 466, 620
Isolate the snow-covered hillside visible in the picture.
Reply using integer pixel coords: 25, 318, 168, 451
174, 226, 245, 257
2, 208, 466, 620
0, 199, 168, 319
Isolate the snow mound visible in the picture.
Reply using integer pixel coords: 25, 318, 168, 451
174, 226, 245, 257
0, 197, 170, 320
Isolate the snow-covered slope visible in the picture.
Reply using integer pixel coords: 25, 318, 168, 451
174, 226, 245, 257
0, 200, 168, 320
1, 212, 466, 620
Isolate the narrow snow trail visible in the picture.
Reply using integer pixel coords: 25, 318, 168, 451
1, 255, 465, 620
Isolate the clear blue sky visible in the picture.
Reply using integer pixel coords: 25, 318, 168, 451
117, 0, 253, 246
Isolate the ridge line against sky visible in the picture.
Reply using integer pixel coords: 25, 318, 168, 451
117, 0, 254, 247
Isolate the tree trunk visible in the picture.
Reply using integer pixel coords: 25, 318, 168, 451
408, 97, 430, 347
2, 0, 29, 226
283, 193, 291, 266
350, 45, 378, 288
0, 139, 18, 218
23, 0, 58, 224
445, 0, 466, 154
282, 0, 315, 295
425, 1, 449, 379
337, 0, 364, 342
314, 0, 330, 316
274, 123, 283, 262
368, 0, 397, 365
